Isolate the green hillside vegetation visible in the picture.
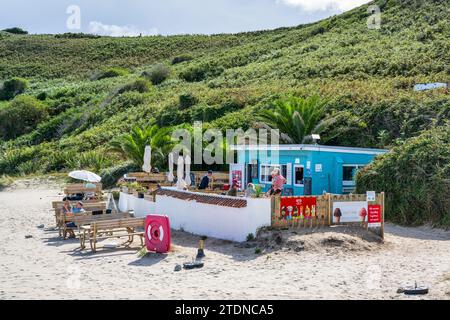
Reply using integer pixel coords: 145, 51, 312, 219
0, 0, 448, 225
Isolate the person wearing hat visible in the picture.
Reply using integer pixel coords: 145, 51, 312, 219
198, 170, 213, 190
266, 168, 286, 197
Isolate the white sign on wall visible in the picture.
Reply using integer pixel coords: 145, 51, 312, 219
366, 191, 376, 202
315, 164, 323, 173
333, 201, 368, 223
286, 163, 292, 185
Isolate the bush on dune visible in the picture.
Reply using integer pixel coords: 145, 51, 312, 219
0, 95, 48, 140
356, 127, 450, 227
90, 67, 129, 81
0, 77, 29, 101
141, 64, 170, 85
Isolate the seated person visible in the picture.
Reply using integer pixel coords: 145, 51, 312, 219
65, 202, 86, 239
245, 183, 256, 198
84, 182, 97, 200
198, 170, 213, 190
63, 193, 84, 201
226, 184, 238, 197
61, 200, 72, 214
151, 167, 160, 174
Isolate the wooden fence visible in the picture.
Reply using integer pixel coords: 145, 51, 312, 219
271, 192, 385, 238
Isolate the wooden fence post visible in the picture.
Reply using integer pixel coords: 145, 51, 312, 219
381, 192, 385, 240
327, 193, 332, 226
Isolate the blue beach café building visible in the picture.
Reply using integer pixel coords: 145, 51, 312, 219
230, 144, 388, 196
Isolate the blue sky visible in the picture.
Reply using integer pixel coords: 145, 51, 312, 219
0, 0, 371, 36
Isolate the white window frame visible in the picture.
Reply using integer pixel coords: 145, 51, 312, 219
293, 164, 305, 187
259, 164, 280, 184
342, 164, 364, 186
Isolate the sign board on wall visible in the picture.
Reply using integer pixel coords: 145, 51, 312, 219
280, 197, 317, 221
366, 191, 376, 202
368, 204, 382, 227
315, 164, 323, 173
332, 201, 368, 223
229, 164, 245, 190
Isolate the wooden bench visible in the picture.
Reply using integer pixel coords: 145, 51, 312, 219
63, 183, 103, 200
125, 172, 170, 189
193, 171, 229, 190
80, 217, 146, 253
60, 210, 130, 239
52, 199, 104, 209
54, 202, 107, 235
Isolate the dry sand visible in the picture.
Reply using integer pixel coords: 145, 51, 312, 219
0, 179, 449, 300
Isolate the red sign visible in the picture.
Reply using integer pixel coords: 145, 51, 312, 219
231, 170, 243, 189
280, 197, 317, 220
368, 205, 382, 224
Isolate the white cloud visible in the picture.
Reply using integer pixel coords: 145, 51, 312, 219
88, 21, 158, 37
276, 0, 371, 12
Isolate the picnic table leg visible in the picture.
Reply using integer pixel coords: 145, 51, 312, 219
80, 229, 86, 249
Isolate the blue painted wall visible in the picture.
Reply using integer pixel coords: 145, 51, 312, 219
236, 146, 386, 196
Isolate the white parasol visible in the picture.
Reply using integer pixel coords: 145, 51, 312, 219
68, 170, 101, 183
142, 145, 152, 173
184, 155, 191, 186
167, 153, 174, 182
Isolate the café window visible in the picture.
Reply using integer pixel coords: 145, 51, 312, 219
343, 165, 364, 186
294, 165, 304, 186
260, 164, 287, 184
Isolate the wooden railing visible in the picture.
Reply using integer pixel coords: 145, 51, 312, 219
271, 192, 385, 238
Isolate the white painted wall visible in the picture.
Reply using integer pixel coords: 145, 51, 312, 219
154, 192, 272, 242
119, 192, 155, 217
119, 190, 272, 242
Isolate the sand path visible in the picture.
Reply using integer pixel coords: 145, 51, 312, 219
0, 183, 449, 300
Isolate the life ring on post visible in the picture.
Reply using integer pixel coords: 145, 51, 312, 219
145, 215, 171, 253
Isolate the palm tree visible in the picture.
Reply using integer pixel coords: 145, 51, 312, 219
110, 125, 172, 169
258, 95, 330, 144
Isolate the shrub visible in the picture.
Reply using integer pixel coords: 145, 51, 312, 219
90, 67, 129, 81
0, 95, 48, 140
117, 78, 152, 94
54, 33, 100, 39
0, 175, 14, 190
42, 150, 77, 173
0, 147, 38, 175
2, 27, 28, 35
17, 160, 42, 176
356, 127, 450, 227
74, 150, 111, 172
142, 64, 170, 85
36, 91, 48, 101
172, 55, 193, 65
179, 93, 198, 110
0, 77, 29, 100
100, 162, 140, 189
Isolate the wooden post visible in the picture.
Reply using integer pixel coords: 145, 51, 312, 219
328, 193, 332, 226
381, 192, 385, 240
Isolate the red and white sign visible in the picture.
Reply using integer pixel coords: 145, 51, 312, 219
280, 197, 317, 220
368, 204, 382, 227
229, 164, 245, 189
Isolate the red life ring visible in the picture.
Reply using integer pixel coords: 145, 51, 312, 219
145, 215, 171, 253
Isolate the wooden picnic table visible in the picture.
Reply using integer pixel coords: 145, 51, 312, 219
60, 210, 131, 239
80, 217, 145, 253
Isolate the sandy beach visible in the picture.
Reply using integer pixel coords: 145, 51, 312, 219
0, 180, 449, 300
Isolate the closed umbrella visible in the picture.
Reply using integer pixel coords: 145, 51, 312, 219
142, 145, 152, 173
185, 155, 191, 186
176, 156, 185, 190
167, 153, 174, 182
68, 170, 101, 183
